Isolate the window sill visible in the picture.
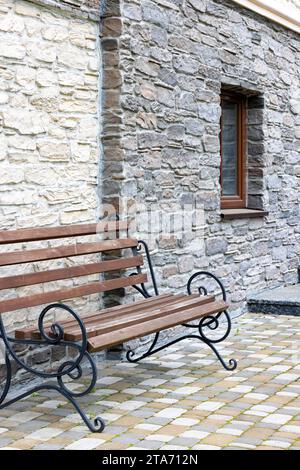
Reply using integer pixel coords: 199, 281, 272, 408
221, 209, 269, 220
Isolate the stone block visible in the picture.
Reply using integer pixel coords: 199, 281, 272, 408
203, 135, 219, 153
3, 109, 47, 135
27, 42, 56, 63
142, 1, 169, 28
102, 17, 122, 37
15, 1, 40, 17
0, 13, 24, 33
38, 141, 70, 162
206, 238, 228, 256
36, 69, 58, 87
57, 46, 88, 69
135, 58, 159, 77
0, 135, 8, 160
167, 124, 185, 141
188, 0, 206, 13
138, 132, 168, 149
60, 209, 95, 225
0, 41, 26, 59
0, 166, 24, 184
41, 25, 69, 42
173, 55, 199, 75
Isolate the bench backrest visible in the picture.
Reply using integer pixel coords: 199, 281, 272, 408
0, 222, 147, 315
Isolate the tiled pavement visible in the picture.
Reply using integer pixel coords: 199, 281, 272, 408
0, 313, 299, 450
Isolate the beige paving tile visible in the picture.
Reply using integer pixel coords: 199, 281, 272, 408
201, 433, 237, 446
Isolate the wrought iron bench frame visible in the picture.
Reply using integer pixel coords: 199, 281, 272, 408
0, 224, 237, 433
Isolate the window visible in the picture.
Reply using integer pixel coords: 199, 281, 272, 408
220, 92, 247, 209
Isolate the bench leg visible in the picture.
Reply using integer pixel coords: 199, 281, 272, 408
0, 306, 106, 433
182, 309, 237, 371
0, 347, 105, 433
0, 383, 105, 432
0, 351, 12, 408
126, 326, 237, 371
0, 381, 105, 433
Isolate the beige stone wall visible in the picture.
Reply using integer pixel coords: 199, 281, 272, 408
0, 0, 102, 362
0, 0, 101, 230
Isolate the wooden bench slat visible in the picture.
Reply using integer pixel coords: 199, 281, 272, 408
0, 256, 143, 290
14, 294, 179, 340
0, 221, 129, 245
65, 295, 216, 341
67, 294, 185, 324
56, 295, 194, 341
0, 239, 138, 267
0, 273, 147, 314
88, 300, 228, 352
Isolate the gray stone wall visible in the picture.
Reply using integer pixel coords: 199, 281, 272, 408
101, 0, 300, 314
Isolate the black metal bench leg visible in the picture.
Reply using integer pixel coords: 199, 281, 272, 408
126, 330, 237, 371
182, 310, 238, 371
0, 348, 105, 433
0, 350, 12, 408
195, 335, 237, 371
0, 304, 106, 433
54, 384, 105, 433
126, 332, 160, 363
0, 381, 105, 433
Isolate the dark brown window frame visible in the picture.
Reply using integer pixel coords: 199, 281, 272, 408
220, 92, 247, 210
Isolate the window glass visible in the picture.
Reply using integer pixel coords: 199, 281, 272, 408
221, 100, 238, 197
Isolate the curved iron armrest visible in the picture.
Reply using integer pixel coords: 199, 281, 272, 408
131, 240, 159, 299
187, 271, 227, 301
185, 270, 234, 340
186, 270, 229, 328
184, 270, 237, 371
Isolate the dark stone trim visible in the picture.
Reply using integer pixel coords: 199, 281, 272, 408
248, 302, 300, 316
221, 209, 269, 220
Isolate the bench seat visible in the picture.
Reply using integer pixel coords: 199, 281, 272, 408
15, 293, 228, 352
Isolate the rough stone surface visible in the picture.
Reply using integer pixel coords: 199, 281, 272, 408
248, 284, 300, 315
0, 0, 101, 378
18, 0, 100, 20
101, 0, 300, 319
0, 0, 100, 229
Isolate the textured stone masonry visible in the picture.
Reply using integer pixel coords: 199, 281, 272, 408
0, 0, 101, 377
0, 0, 101, 229
101, 0, 300, 314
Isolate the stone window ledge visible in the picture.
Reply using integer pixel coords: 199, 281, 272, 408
221, 208, 269, 220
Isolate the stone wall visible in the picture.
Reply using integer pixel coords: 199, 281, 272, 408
0, 0, 101, 230
101, 0, 300, 314
0, 0, 102, 380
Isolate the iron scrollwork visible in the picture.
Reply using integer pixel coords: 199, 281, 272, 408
0, 303, 105, 433
184, 271, 237, 371
127, 255, 237, 371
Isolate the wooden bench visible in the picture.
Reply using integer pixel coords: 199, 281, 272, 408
0, 222, 237, 432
